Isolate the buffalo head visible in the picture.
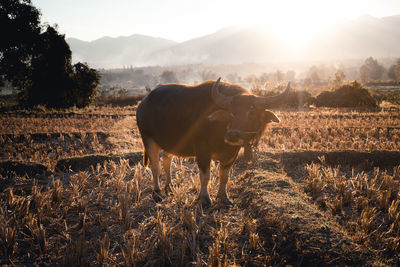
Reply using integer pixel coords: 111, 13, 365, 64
208, 78, 290, 146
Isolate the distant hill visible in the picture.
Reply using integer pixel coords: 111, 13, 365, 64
67, 15, 400, 68
67, 34, 177, 68
147, 26, 289, 66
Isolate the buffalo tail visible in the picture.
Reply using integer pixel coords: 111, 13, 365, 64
143, 149, 149, 168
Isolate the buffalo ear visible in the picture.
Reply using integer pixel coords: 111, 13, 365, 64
208, 110, 232, 122
264, 110, 280, 123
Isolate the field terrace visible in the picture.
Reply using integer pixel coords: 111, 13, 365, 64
1, 106, 400, 265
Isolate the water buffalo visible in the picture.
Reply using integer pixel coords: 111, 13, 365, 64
136, 78, 290, 206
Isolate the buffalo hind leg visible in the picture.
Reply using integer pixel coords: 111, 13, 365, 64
162, 152, 173, 194
196, 157, 212, 207
146, 139, 163, 202
216, 163, 234, 206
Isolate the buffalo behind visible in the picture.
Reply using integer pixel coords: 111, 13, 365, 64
136, 78, 290, 206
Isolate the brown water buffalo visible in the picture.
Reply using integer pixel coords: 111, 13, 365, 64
136, 78, 290, 206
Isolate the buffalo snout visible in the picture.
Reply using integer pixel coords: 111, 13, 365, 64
224, 130, 243, 146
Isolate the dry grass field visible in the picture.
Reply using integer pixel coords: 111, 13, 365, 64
1, 105, 400, 266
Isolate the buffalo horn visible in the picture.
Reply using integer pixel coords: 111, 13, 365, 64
254, 82, 291, 108
211, 77, 232, 108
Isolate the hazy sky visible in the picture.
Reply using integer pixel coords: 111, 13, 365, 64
32, 0, 400, 42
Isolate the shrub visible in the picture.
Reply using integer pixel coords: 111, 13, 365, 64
279, 90, 314, 108
95, 94, 146, 107
69, 63, 100, 108
315, 81, 377, 108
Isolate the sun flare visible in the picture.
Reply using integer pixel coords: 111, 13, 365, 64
242, 0, 362, 49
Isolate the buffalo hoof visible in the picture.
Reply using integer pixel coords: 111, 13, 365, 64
197, 195, 212, 208
216, 197, 234, 207
152, 190, 164, 202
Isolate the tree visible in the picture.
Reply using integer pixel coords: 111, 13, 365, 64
360, 65, 369, 83
199, 70, 218, 81
226, 73, 240, 83
160, 70, 178, 83
244, 74, 257, 85
274, 70, 284, 82
310, 71, 320, 85
0, 0, 41, 88
258, 73, 269, 84
307, 66, 322, 85
396, 58, 400, 82
285, 70, 296, 82
22, 26, 74, 107
359, 57, 385, 82
303, 77, 312, 87
388, 65, 397, 81
334, 69, 346, 84
69, 63, 100, 108
1, 0, 100, 108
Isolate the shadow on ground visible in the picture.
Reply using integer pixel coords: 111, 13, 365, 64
266, 150, 400, 181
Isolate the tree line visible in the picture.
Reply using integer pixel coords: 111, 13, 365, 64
100, 57, 400, 94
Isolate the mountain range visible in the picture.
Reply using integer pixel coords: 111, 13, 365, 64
67, 15, 400, 69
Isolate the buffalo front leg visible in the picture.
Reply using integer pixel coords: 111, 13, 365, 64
162, 152, 173, 194
146, 139, 163, 201
196, 157, 212, 207
216, 164, 233, 206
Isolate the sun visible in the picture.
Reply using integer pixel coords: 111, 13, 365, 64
242, 0, 361, 49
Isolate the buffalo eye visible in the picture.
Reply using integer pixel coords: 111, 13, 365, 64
247, 106, 256, 117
